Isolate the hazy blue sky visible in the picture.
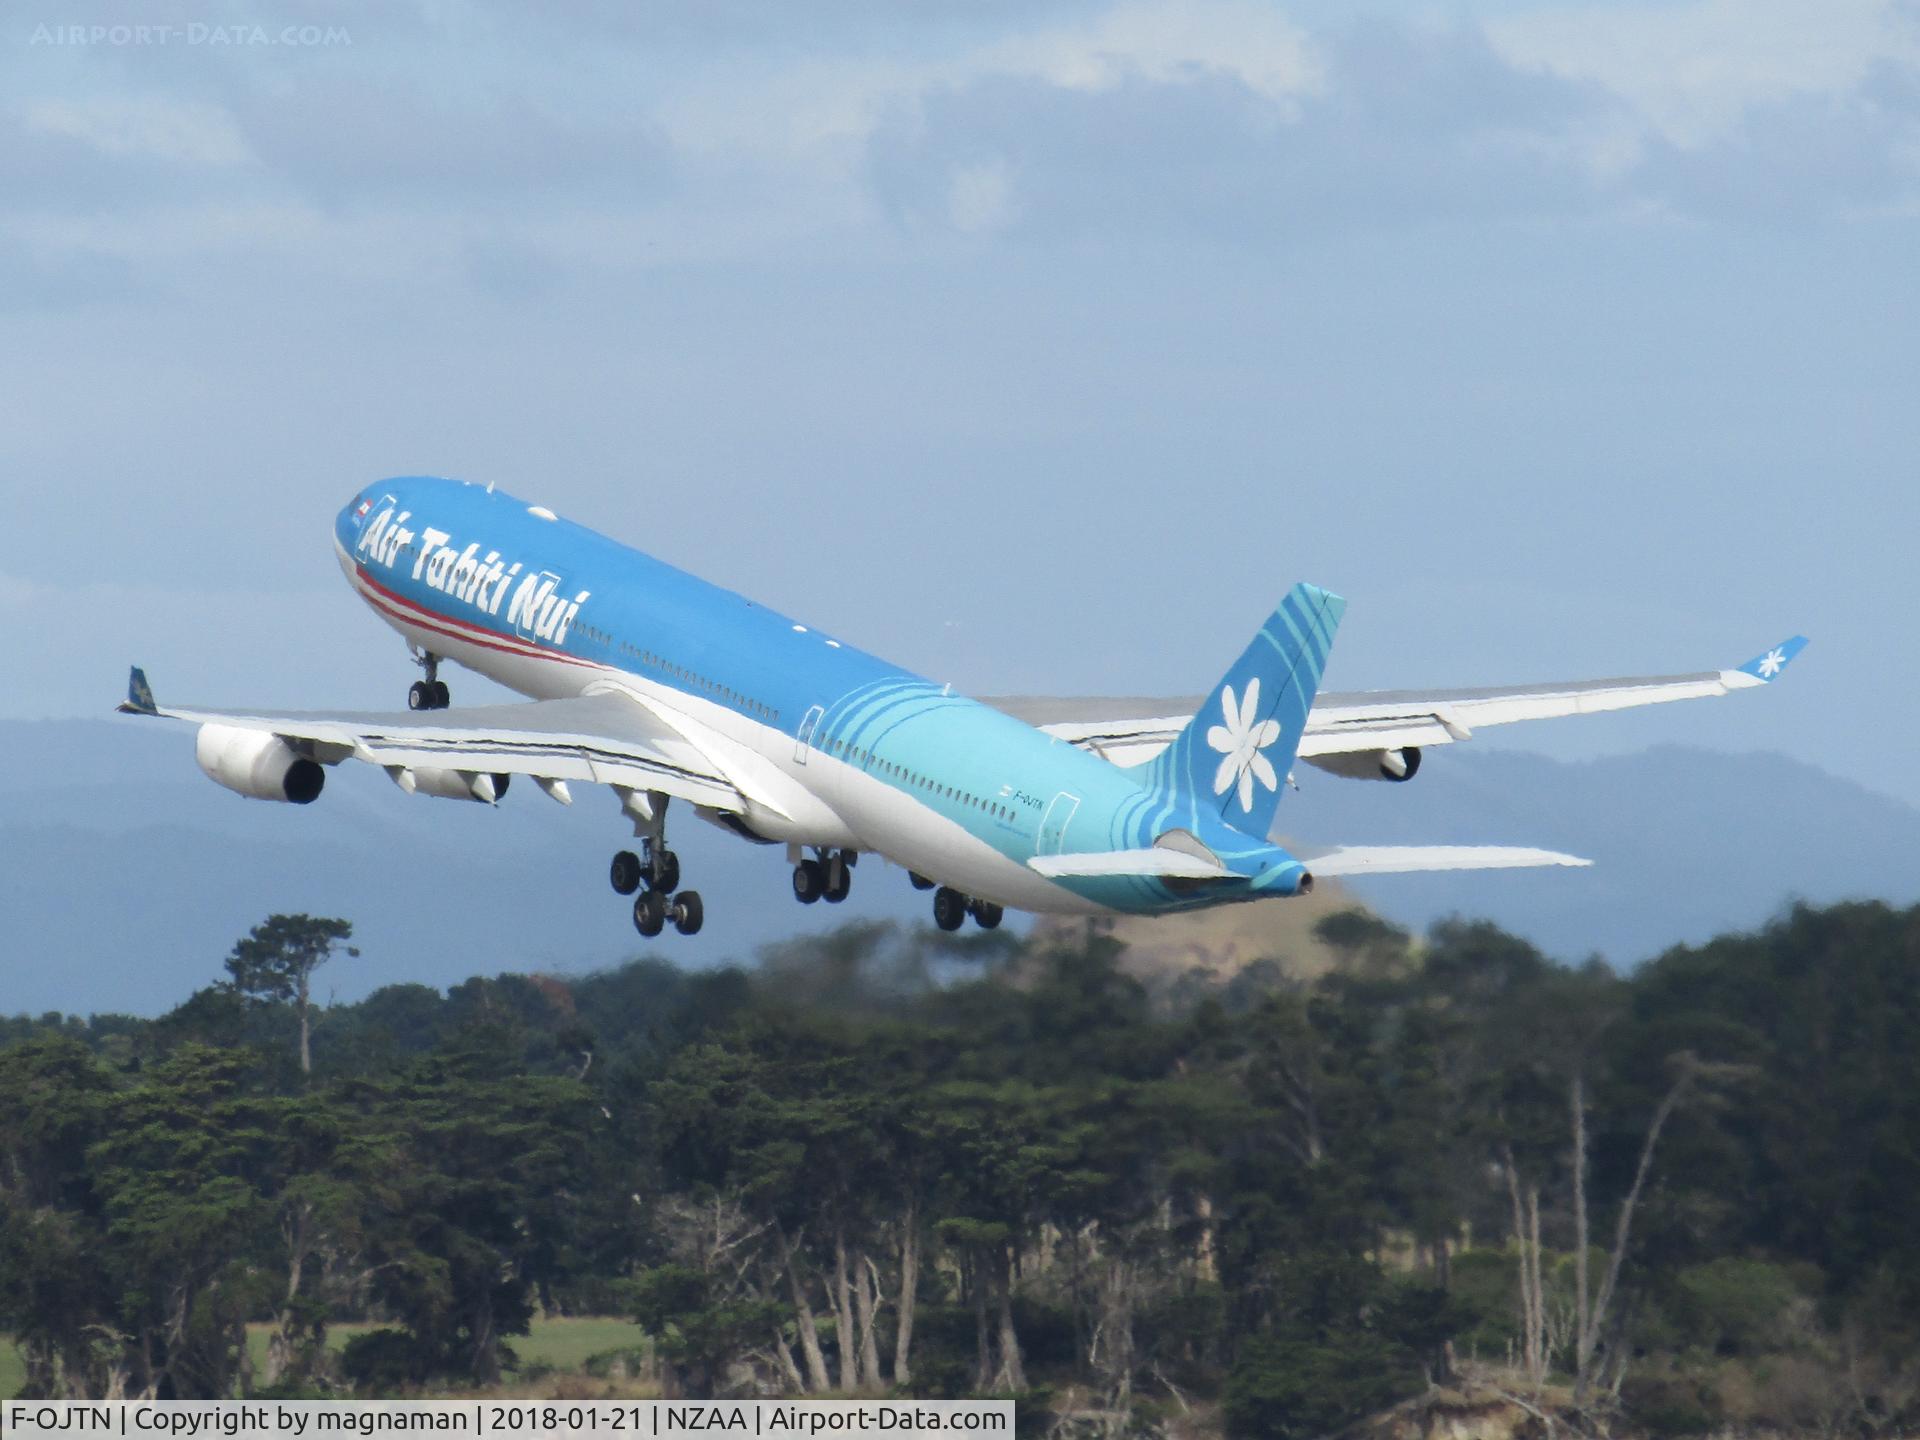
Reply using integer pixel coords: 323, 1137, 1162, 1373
4, 0, 1915, 804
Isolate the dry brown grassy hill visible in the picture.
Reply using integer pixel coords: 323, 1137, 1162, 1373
1029, 868, 1380, 998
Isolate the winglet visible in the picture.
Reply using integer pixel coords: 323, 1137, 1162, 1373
118, 666, 158, 716
1727, 636, 1808, 688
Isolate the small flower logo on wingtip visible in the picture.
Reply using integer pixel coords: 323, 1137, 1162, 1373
1205, 679, 1283, 812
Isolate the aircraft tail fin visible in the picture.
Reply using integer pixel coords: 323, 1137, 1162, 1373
118, 666, 158, 716
1128, 583, 1344, 839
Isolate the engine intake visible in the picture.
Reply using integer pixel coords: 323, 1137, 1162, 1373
1303, 747, 1422, 783
196, 724, 325, 804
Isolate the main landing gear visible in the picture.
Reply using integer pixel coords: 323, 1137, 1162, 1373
611, 807, 702, 938
929, 882, 1002, 932
407, 650, 451, 711
792, 848, 856, 905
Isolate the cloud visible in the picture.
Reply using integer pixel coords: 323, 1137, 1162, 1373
1488, 0, 1920, 145
220, 78, 673, 209
868, 5, 1920, 241
23, 95, 251, 166
1633, 64, 1920, 221
870, 22, 1618, 241
3, 0, 1918, 292
984, 0, 1322, 100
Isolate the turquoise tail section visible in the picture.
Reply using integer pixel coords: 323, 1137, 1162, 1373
1128, 583, 1345, 841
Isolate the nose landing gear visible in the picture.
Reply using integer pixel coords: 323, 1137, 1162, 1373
407, 650, 450, 710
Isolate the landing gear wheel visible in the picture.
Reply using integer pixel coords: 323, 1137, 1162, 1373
824, 853, 851, 904
909, 872, 935, 891
672, 891, 705, 936
610, 851, 644, 896
932, 887, 967, 932
431, 680, 450, 709
650, 848, 681, 894
633, 888, 668, 938
793, 859, 825, 904
408, 680, 432, 711
970, 900, 1004, 930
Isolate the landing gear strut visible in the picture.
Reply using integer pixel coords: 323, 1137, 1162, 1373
614, 795, 701, 937
793, 849, 856, 905
407, 650, 450, 711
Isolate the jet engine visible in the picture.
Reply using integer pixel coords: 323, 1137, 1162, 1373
1303, 747, 1422, 783
196, 724, 326, 803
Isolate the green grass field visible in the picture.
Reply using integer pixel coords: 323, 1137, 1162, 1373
3, 1316, 646, 1398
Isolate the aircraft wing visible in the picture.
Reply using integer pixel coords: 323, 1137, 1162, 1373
984, 637, 1808, 768
118, 671, 744, 813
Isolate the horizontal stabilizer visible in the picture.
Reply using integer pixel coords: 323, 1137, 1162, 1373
1295, 845, 1591, 876
1029, 849, 1235, 880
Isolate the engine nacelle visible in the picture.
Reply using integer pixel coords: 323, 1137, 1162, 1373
390, 766, 510, 804
196, 724, 326, 804
1304, 746, 1422, 783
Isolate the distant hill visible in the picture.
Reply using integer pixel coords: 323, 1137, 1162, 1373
1280, 742, 1920, 964
1032, 874, 1367, 994
3, 718, 1915, 1016
0, 717, 928, 1018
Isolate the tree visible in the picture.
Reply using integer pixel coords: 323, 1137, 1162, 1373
223, 915, 358, 1076
347, 1030, 594, 1387
628, 1194, 782, 1398
0, 1036, 117, 1397
87, 1044, 277, 1399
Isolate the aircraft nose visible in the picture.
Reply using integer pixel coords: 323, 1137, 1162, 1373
335, 492, 378, 555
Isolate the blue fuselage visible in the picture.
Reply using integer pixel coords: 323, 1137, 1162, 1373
335, 477, 1305, 915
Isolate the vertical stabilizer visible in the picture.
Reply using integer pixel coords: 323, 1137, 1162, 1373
1129, 583, 1344, 839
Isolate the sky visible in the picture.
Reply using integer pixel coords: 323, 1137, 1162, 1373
3, 0, 1916, 809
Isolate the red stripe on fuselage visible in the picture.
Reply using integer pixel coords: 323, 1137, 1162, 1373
352, 563, 597, 671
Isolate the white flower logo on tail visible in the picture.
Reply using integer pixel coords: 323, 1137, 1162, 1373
1205, 679, 1282, 812
1757, 647, 1787, 679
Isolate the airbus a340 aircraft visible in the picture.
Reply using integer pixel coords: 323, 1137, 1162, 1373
121, 478, 1806, 938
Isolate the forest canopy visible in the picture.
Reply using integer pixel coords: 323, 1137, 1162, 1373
2, 900, 1917, 1438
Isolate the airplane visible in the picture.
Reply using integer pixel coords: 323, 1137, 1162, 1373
119, 477, 1807, 938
